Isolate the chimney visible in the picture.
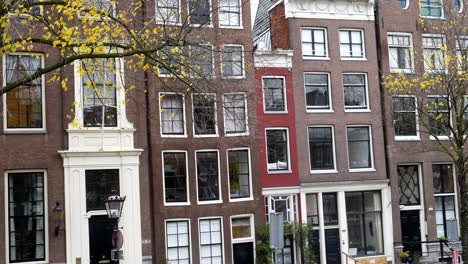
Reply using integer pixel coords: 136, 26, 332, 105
269, 2, 289, 50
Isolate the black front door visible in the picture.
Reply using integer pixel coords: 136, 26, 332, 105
401, 210, 422, 255
325, 229, 341, 264
89, 215, 113, 264
233, 242, 254, 264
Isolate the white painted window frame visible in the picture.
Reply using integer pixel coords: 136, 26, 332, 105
262, 76, 288, 114
223, 92, 249, 136
419, 0, 445, 19
198, 216, 225, 264
195, 149, 223, 205
226, 147, 253, 202
218, 0, 243, 29
187, 0, 213, 27
159, 92, 187, 138
338, 29, 367, 61
162, 150, 191, 206
221, 44, 245, 79
345, 125, 376, 172
304, 72, 333, 113
2, 53, 47, 133
307, 125, 338, 174
300, 27, 330, 60
427, 95, 451, 141
165, 218, 192, 264
422, 34, 447, 74
189, 44, 215, 79
155, 0, 182, 25
392, 95, 421, 141
387, 32, 415, 74
230, 214, 256, 263
265, 127, 292, 174
342, 72, 370, 112
192, 93, 219, 138
4, 169, 49, 264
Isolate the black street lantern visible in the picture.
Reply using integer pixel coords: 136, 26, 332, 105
104, 194, 126, 228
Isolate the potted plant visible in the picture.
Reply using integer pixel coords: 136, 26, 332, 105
399, 251, 410, 263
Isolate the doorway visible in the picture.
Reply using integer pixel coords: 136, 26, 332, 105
89, 215, 114, 264
400, 210, 422, 255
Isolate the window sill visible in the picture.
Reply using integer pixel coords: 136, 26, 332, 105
3, 129, 47, 134
306, 109, 333, 113
340, 57, 367, 61
310, 169, 338, 174
229, 197, 253, 203
164, 202, 191, 207
268, 170, 292, 174
155, 21, 182, 26
303, 56, 330, 61
344, 109, 370, 113
349, 168, 376, 173
390, 69, 415, 74
189, 23, 214, 28
420, 15, 445, 20
193, 134, 219, 138
161, 134, 188, 138
198, 200, 223, 205
225, 132, 249, 137
219, 25, 244, 29
395, 136, 420, 141
221, 75, 246, 80
264, 111, 288, 114
430, 135, 450, 141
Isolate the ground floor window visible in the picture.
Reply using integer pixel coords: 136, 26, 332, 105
231, 215, 254, 264
166, 220, 191, 264
8, 171, 46, 263
346, 191, 384, 257
199, 218, 223, 264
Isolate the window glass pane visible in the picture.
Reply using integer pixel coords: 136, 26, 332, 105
166, 220, 190, 263
392, 96, 417, 136
197, 151, 220, 201
224, 94, 247, 133
193, 94, 216, 135
219, 0, 240, 26
397, 0, 408, 8
323, 193, 338, 225
427, 96, 450, 136
343, 74, 367, 109
305, 73, 329, 109
302, 29, 327, 57
199, 219, 223, 263
6, 55, 43, 129
8, 172, 46, 262
82, 58, 117, 127
266, 129, 289, 171
232, 217, 251, 239
308, 127, 334, 170
263, 78, 285, 112
156, 0, 180, 23
189, 0, 210, 24
191, 45, 213, 77
85, 169, 119, 211
398, 165, 420, 205
164, 152, 188, 203
433, 164, 454, 193
340, 30, 364, 58
306, 194, 319, 226
347, 127, 371, 169
228, 149, 251, 199
222, 46, 243, 77
161, 94, 184, 135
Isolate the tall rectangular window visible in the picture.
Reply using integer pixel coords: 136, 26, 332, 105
85, 169, 120, 211
166, 220, 190, 264
193, 94, 217, 136
221, 45, 243, 77
219, 0, 241, 27
224, 93, 247, 134
388, 33, 413, 72
398, 165, 421, 205
189, 0, 210, 25
199, 218, 223, 263
304, 73, 330, 111
343, 73, 368, 110
308, 127, 335, 171
83, 0, 114, 13
228, 149, 251, 199
339, 30, 365, 59
427, 96, 450, 136
346, 191, 384, 257
456, 38, 468, 70
156, 0, 180, 23
82, 58, 117, 127
191, 45, 213, 77
420, 0, 443, 17
231, 216, 254, 264
347, 126, 372, 169
393, 96, 418, 137
163, 152, 188, 204
423, 35, 446, 72
301, 28, 328, 58
160, 94, 185, 136
263, 77, 286, 112
266, 129, 289, 172
5, 54, 44, 129
433, 164, 457, 239
158, 46, 183, 76
196, 151, 220, 202
8, 172, 46, 263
